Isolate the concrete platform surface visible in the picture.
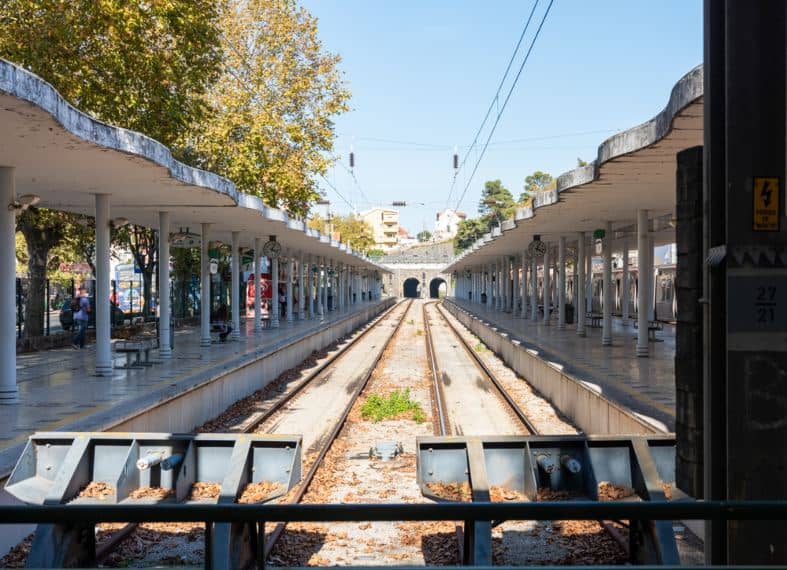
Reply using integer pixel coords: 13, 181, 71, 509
446, 298, 676, 432
0, 300, 389, 479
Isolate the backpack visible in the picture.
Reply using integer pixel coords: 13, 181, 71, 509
70, 297, 81, 313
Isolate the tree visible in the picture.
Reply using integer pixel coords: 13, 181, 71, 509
417, 230, 432, 243
308, 214, 375, 253
479, 180, 515, 228
0, 0, 222, 336
182, 0, 351, 217
453, 218, 488, 254
577, 158, 588, 167
521, 170, 554, 203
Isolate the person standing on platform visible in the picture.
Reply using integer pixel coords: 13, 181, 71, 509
71, 287, 90, 349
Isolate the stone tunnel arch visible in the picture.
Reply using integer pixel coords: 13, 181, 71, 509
403, 277, 420, 298
429, 278, 447, 299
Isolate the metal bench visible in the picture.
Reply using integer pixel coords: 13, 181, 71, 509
586, 311, 603, 328
633, 319, 664, 341
114, 337, 159, 369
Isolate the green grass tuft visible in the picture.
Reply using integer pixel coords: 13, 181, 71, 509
474, 341, 488, 353
361, 389, 425, 423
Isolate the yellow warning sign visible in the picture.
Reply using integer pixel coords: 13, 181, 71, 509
753, 177, 780, 231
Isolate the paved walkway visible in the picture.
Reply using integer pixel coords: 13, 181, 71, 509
0, 300, 388, 477
446, 298, 676, 431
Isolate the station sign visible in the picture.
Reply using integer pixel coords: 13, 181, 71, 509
752, 176, 780, 231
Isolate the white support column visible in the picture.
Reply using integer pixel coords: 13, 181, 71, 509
512, 256, 520, 315
317, 259, 324, 317
558, 236, 566, 330
576, 233, 586, 337
602, 221, 613, 346
286, 253, 294, 323
253, 237, 262, 333
270, 254, 280, 328
530, 256, 538, 320
621, 238, 630, 326
305, 256, 313, 318
0, 168, 18, 402
585, 236, 593, 314
94, 194, 113, 374
200, 222, 212, 347
637, 210, 650, 356
299, 253, 306, 320
542, 247, 551, 324
159, 212, 173, 356
230, 231, 241, 340
520, 254, 527, 318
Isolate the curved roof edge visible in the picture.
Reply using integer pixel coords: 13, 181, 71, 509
0, 59, 385, 271
449, 64, 703, 270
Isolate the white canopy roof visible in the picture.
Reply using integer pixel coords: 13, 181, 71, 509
0, 59, 387, 272
445, 64, 703, 272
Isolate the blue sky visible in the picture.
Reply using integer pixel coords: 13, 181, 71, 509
301, 0, 702, 235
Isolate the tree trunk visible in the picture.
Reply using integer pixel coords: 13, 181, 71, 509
22, 233, 50, 338
142, 269, 153, 319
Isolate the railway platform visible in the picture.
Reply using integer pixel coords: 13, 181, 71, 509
0, 299, 392, 480
444, 298, 675, 432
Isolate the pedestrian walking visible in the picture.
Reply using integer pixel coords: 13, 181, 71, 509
71, 287, 90, 349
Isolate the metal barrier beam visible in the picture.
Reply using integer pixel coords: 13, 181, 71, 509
5, 432, 301, 568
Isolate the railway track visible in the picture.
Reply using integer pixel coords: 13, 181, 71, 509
423, 300, 538, 436
92, 299, 412, 566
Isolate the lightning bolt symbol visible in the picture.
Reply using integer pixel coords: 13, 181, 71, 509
762, 182, 773, 208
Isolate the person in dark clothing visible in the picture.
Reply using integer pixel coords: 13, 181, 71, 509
71, 287, 90, 349
214, 304, 232, 342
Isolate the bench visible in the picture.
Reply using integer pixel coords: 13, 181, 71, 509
633, 319, 663, 341
115, 337, 159, 369
586, 312, 603, 328
210, 321, 232, 342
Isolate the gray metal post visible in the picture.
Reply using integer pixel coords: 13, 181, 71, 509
0, 168, 18, 402
602, 222, 612, 345
95, 194, 113, 374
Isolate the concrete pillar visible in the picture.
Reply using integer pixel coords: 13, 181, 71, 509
298, 253, 306, 319
542, 247, 550, 324
637, 210, 649, 356
317, 259, 324, 317
621, 238, 630, 325
512, 256, 520, 315
285, 254, 294, 323
558, 236, 566, 330
576, 233, 586, 337
270, 254, 280, 328
585, 237, 593, 314
94, 194, 114, 374
253, 237, 262, 333
305, 256, 312, 318
602, 221, 613, 346
0, 169, 18, 402
200, 223, 212, 347
159, 212, 173, 356
530, 256, 537, 320
520, 254, 527, 318
230, 231, 241, 340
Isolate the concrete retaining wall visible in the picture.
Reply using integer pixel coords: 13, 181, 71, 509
111, 299, 395, 433
443, 300, 662, 435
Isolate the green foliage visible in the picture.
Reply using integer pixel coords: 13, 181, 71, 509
308, 214, 375, 253
367, 248, 385, 259
361, 389, 425, 423
577, 158, 588, 167
453, 217, 489, 254
416, 230, 432, 243
521, 170, 555, 203
0, 0, 223, 148
474, 341, 488, 353
479, 179, 515, 224
182, 0, 351, 216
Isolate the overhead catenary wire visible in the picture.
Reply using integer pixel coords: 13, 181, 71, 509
445, 0, 542, 209
319, 174, 356, 212
453, 0, 556, 212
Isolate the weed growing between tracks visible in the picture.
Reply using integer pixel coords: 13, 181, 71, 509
360, 388, 426, 423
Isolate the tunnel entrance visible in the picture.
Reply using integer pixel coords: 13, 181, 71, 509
429, 278, 447, 299
403, 277, 420, 298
